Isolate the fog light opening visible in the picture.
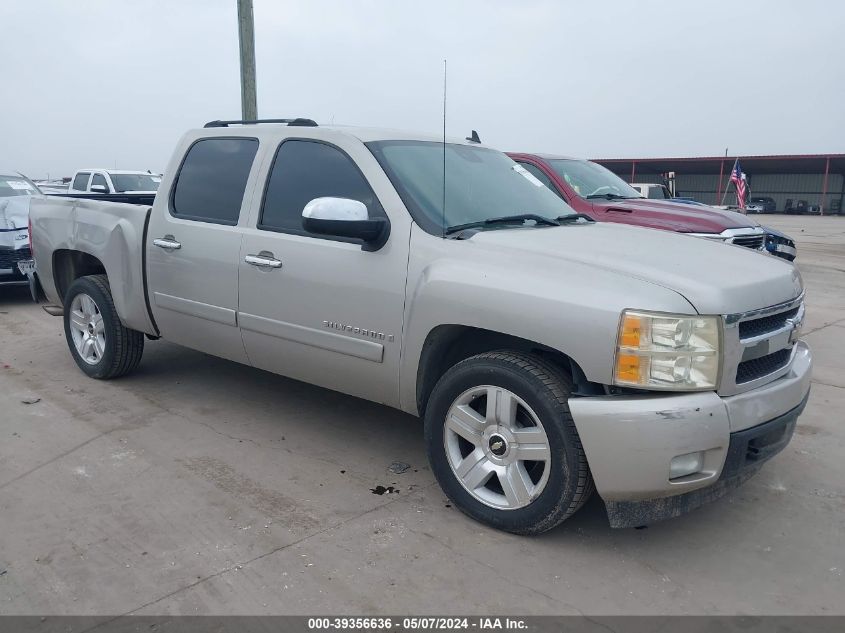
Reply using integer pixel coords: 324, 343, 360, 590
669, 451, 705, 480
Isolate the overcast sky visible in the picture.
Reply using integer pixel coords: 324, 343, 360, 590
3, 0, 843, 178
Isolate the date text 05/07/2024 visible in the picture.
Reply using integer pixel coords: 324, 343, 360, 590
307, 617, 528, 630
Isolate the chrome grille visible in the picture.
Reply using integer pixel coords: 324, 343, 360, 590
736, 349, 792, 384
730, 235, 765, 250
719, 295, 804, 396
739, 306, 800, 340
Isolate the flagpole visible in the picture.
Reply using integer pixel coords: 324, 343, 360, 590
720, 158, 737, 207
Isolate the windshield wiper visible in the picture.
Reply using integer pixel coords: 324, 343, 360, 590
444, 213, 559, 235
585, 193, 634, 200
556, 213, 596, 224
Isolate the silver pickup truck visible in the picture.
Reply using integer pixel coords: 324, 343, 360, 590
28, 119, 812, 534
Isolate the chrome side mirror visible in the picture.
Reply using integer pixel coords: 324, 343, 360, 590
302, 197, 389, 251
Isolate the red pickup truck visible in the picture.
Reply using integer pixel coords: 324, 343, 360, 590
507, 153, 795, 260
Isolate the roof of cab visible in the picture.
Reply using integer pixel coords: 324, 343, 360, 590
75, 169, 156, 175
192, 120, 484, 147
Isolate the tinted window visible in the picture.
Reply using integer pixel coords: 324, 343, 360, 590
260, 140, 383, 234
72, 173, 90, 191
517, 162, 558, 193
91, 173, 109, 191
172, 138, 258, 224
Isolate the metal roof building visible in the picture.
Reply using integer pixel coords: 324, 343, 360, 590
592, 154, 845, 214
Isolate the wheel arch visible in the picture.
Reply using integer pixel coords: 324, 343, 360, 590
52, 249, 107, 303
415, 324, 599, 417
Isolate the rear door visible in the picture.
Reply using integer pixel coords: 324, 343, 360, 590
237, 136, 411, 406
146, 136, 262, 363
70, 172, 91, 193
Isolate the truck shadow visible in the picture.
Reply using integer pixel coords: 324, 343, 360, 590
108, 338, 739, 541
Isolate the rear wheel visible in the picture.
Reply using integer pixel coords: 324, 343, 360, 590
63, 275, 144, 379
424, 351, 593, 535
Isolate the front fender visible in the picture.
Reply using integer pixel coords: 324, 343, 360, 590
398, 226, 696, 414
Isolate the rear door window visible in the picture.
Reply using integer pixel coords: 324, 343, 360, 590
72, 172, 90, 191
91, 173, 109, 191
171, 137, 259, 225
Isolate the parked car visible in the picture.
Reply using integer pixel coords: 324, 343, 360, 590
507, 153, 779, 256
746, 197, 777, 213
629, 182, 672, 199
67, 169, 161, 195
0, 171, 39, 286
642, 199, 795, 261
27, 120, 811, 534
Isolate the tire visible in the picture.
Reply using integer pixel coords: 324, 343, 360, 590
424, 351, 594, 535
63, 274, 144, 379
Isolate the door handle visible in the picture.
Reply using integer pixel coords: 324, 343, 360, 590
245, 252, 282, 269
153, 236, 182, 250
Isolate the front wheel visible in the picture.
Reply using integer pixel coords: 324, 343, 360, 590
63, 274, 144, 379
424, 351, 593, 535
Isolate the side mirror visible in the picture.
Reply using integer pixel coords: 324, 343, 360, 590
90, 184, 109, 193
302, 197, 389, 252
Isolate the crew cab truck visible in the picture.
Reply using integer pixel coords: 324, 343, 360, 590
28, 119, 812, 533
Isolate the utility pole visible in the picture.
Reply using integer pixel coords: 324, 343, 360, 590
237, 0, 257, 120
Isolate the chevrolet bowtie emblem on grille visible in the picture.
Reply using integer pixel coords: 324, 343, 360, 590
785, 316, 803, 345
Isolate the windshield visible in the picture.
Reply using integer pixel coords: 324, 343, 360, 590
367, 141, 575, 234
548, 160, 642, 200
0, 174, 40, 197
110, 173, 161, 192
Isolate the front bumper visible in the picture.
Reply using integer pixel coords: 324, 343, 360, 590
766, 237, 797, 261
0, 245, 31, 285
568, 340, 811, 526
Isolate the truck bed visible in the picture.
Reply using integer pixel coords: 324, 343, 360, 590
29, 196, 157, 335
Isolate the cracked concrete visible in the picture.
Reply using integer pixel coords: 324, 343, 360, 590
0, 215, 843, 615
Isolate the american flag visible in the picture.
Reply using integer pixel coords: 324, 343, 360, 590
730, 159, 748, 210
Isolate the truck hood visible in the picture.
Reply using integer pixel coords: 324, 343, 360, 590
591, 197, 759, 234
471, 222, 801, 314
0, 195, 32, 250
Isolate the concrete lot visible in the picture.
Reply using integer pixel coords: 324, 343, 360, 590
0, 215, 843, 615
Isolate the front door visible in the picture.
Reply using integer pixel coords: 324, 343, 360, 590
237, 138, 410, 407
146, 136, 261, 363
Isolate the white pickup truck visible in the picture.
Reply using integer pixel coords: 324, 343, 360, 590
27, 119, 812, 533
67, 168, 161, 195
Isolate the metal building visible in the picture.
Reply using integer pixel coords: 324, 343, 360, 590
593, 154, 845, 214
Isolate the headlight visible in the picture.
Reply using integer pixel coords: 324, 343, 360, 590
614, 310, 721, 390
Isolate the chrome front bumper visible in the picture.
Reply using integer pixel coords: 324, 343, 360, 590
568, 341, 811, 513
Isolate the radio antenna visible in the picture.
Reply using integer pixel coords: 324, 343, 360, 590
442, 58, 447, 238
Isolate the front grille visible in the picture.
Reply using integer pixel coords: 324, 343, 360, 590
0, 246, 31, 273
736, 348, 792, 384
731, 235, 765, 250
739, 306, 800, 339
